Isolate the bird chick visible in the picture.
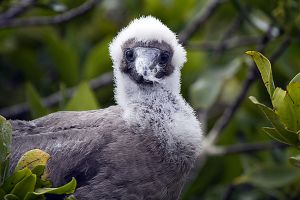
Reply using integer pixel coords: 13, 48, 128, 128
110, 16, 202, 153
10, 16, 202, 200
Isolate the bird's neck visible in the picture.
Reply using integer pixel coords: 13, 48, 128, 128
114, 69, 202, 157
114, 69, 181, 112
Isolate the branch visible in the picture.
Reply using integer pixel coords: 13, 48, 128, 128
186, 37, 261, 52
0, 0, 36, 20
269, 36, 291, 62
206, 142, 288, 156
213, 14, 244, 54
0, 0, 100, 29
178, 0, 225, 45
230, 0, 260, 31
219, 15, 243, 43
0, 72, 113, 119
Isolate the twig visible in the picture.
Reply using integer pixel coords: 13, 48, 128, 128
0, 0, 35, 20
206, 142, 288, 156
214, 15, 244, 53
178, 0, 225, 45
0, 72, 113, 119
219, 15, 243, 42
230, 0, 260, 31
0, 0, 100, 29
186, 37, 261, 52
269, 36, 291, 62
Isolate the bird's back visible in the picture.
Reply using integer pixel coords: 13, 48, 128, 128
11, 106, 127, 184
10, 105, 190, 199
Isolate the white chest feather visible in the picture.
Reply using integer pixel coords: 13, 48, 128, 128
120, 85, 202, 156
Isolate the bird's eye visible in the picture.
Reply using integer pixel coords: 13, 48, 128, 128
125, 49, 135, 62
159, 52, 170, 65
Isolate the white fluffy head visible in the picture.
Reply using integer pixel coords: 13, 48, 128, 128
109, 16, 186, 69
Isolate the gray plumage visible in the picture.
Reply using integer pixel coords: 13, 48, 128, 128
10, 16, 202, 200
11, 106, 193, 199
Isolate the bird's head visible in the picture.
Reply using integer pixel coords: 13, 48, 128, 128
110, 16, 186, 92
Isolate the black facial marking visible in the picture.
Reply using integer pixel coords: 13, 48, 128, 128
121, 39, 176, 85
120, 58, 132, 73
158, 51, 170, 65
124, 48, 135, 62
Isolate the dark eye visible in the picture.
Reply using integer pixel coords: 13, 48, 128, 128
159, 51, 170, 65
125, 49, 135, 62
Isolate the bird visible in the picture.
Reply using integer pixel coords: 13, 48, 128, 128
10, 16, 203, 200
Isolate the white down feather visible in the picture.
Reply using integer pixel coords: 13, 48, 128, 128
109, 16, 202, 156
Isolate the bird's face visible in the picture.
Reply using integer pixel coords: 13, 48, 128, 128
120, 39, 174, 86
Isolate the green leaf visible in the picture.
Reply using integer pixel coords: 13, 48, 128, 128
31, 165, 45, 190
83, 38, 112, 80
271, 87, 296, 131
289, 154, 300, 168
0, 116, 12, 185
43, 30, 79, 86
271, 83, 300, 132
235, 165, 300, 188
286, 83, 300, 131
31, 165, 45, 178
9, 49, 43, 84
25, 83, 48, 118
246, 51, 275, 96
1, 168, 32, 193
15, 149, 50, 172
290, 73, 300, 83
65, 82, 99, 111
33, 177, 76, 195
4, 194, 19, 200
190, 77, 222, 109
182, 51, 205, 98
190, 59, 241, 109
249, 96, 298, 146
31, 165, 52, 188
262, 127, 290, 145
0, 117, 12, 159
11, 174, 36, 199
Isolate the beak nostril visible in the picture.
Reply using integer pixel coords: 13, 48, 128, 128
136, 75, 144, 83
155, 71, 165, 79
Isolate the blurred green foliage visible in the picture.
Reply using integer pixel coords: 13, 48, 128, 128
1, 0, 300, 199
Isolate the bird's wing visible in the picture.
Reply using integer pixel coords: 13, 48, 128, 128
12, 105, 123, 137
10, 105, 129, 184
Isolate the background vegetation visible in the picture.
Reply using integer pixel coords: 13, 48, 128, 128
1, 0, 300, 199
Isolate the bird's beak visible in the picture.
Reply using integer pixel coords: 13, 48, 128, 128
133, 47, 161, 83
121, 47, 163, 85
